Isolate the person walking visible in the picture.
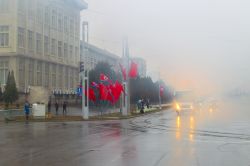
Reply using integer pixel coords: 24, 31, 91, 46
55, 101, 59, 115
140, 99, 145, 114
62, 101, 67, 116
48, 100, 51, 113
24, 101, 30, 121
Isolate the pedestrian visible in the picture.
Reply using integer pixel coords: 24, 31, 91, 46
137, 99, 141, 110
24, 101, 30, 121
55, 101, 59, 115
146, 99, 150, 109
63, 101, 67, 115
48, 100, 51, 113
140, 99, 145, 114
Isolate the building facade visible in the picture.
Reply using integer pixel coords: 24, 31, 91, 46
132, 57, 147, 77
0, 0, 87, 94
80, 41, 120, 71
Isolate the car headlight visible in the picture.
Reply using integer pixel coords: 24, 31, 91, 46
176, 103, 180, 111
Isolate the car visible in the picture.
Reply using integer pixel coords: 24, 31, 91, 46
173, 90, 195, 113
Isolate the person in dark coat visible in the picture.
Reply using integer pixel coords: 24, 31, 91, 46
55, 101, 59, 115
62, 101, 67, 115
146, 99, 150, 109
48, 100, 51, 113
140, 99, 145, 114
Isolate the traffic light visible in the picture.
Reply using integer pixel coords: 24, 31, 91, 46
80, 62, 84, 72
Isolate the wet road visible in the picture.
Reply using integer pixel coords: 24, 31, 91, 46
0, 98, 250, 166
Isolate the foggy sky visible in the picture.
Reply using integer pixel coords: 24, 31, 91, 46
81, 0, 250, 95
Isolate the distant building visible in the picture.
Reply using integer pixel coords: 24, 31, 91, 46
0, 0, 87, 94
80, 41, 120, 70
132, 57, 147, 77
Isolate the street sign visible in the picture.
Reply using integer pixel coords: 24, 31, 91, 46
80, 62, 84, 72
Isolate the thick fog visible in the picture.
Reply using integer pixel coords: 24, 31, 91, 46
81, 0, 250, 96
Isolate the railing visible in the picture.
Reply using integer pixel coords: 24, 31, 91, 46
0, 109, 28, 121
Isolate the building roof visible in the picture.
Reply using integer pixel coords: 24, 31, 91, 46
81, 41, 120, 60
65, 0, 88, 10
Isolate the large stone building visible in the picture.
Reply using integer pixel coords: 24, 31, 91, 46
80, 41, 120, 71
0, 0, 87, 94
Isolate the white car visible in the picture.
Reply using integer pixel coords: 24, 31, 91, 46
174, 101, 194, 111
173, 90, 195, 113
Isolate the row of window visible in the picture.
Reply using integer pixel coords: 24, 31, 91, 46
18, 60, 78, 89
18, 0, 79, 37
17, 27, 79, 61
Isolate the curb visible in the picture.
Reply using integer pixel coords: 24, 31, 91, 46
2, 106, 171, 123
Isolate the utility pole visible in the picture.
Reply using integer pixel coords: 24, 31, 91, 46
122, 38, 130, 116
81, 21, 89, 120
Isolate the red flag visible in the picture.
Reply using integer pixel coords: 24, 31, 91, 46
89, 88, 96, 102
129, 61, 138, 78
99, 83, 108, 100
84, 88, 96, 102
119, 63, 127, 81
100, 73, 109, 81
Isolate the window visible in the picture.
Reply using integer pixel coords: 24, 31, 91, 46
64, 43, 68, 59
65, 68, 68, 89
44, 63, 49, 87
0, 25, 9, 47
19, 59, 25, 88
52, 9, 57, 29
75, 47, 79, 62
64, 16, 68, 34
36, 33, 42, 54
0, 0, 9, 13
28, 60, 34, 85
18, 27, 25, 48
58, 41, 62, 57
44, 36, 49, 55
0, 61, 8, 85
58, 66, 62, 88
36, 5, 43, 24
75, 18, 79, 37
51, 39, 56, 55
70, 68, 74, 88
69, 45, 73, 57
75, 71, 78, 88
58, 13, 63, 32
36, 62, 42, 86
27, 30, 34, 50
18, 0, 26, 12
70, 18, 74, 36
51, 65, 56, 88
44, 7, 50, 26
27, 0, 34, 16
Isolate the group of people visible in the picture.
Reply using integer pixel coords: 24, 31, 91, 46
24, 100, 68, 121
137, 99, 150, 114
48, 101, 68, 115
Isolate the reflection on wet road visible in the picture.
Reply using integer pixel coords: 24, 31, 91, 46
0, 98, 250, 166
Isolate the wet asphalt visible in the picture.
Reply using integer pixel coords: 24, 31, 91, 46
0, 98, 250, 166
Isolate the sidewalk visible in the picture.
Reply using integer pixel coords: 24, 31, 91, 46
49, 106, 120, 116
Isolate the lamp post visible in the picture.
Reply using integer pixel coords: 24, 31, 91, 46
122, 38, 130, 116
80, 21, 89, 120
